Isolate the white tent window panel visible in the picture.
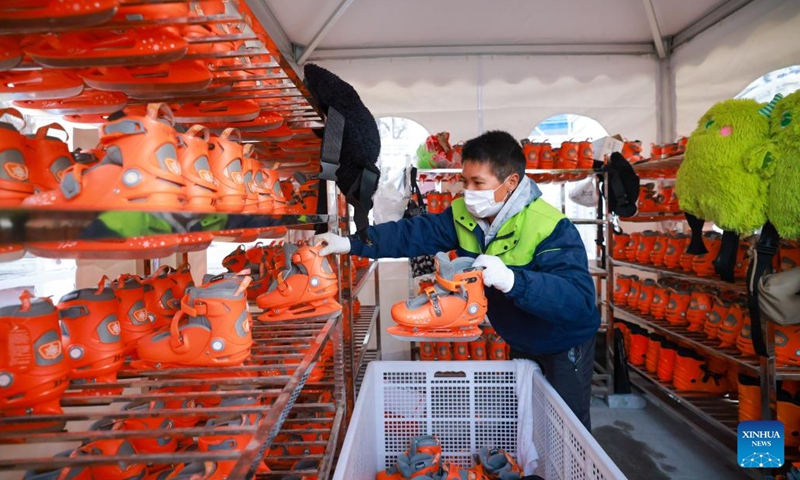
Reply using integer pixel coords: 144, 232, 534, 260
736, 65, 800, 102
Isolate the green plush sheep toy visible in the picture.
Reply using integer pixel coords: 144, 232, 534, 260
766, 90, 800, 240
676, 96, 782, 234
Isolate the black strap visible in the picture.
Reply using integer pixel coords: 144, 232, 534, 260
408, 167, 423, 209
319, 106, 344, 181
747, 222, 780, 357
684, 212, 709, 255
714, 230, 739, 282
347, 168, 379, 243
608, 170, 630, 213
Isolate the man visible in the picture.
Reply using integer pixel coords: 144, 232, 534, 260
315, 130, 600, 429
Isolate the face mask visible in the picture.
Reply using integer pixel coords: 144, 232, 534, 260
464, 178, 509, 219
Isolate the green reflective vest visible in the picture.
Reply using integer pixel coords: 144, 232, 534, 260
451, 197, 566, 266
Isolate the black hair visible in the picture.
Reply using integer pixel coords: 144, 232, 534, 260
461, 130, 525, 180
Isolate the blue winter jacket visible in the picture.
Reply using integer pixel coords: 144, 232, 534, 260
348, 196, 601, 355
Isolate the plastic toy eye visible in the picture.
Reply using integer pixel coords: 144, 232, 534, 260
781, 111, 793, 128
705, 119, 715, 130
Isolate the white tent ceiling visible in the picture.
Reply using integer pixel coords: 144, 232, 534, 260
248, 0, 800, 145
265, 0, 728, 55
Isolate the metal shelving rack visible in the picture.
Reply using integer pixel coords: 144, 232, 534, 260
0, 1, 368, 478
608, 154, 800, 469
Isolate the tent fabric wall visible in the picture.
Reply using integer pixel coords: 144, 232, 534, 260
672, 0, 800, 135
318, 54, 658, 144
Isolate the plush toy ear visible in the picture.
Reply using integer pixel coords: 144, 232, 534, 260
743, 141, 777, 178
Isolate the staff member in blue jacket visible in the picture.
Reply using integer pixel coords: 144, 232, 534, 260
315, 130, 600, 429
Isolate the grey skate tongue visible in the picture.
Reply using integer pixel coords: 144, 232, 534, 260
397, 452, 437, 478
435, 252, 455, 280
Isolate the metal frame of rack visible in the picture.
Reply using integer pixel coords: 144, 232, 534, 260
0, 2, 369, 477
608, 154, 800, 469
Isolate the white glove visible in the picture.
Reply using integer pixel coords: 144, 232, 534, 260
472, 254, 515, 293
313, 233, 351, 257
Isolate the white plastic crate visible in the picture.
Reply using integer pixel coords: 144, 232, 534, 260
334, 361, 626, 480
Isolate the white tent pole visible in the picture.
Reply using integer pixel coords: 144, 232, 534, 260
297, 0, 357, 65
671, 0, 755, 51
477, 56, 485, 135
656, 56, 676, 143
641, 0, 666, 59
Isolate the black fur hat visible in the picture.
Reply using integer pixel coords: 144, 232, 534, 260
303, 63, 381, 207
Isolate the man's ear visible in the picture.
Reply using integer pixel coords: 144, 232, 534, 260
506, 173, 520, 191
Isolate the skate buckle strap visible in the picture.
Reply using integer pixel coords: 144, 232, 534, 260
169, 311, 191, 353
181, 298, 207, 317
59, 164, 88, 200
434, 273, 461, 292
425, 288, 443, 317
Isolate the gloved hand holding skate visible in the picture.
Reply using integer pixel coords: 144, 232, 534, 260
313, 232, 351, 256
473, 254, 515, 293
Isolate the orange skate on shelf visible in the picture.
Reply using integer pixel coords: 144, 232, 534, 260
256, 244, 342, 322
388, 252, 487, 342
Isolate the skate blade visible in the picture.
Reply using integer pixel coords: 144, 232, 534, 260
30, 49, 188, 69
0, 84, 84, 102
256, 303, 342, 323
0, 56, 21, 72
280, 145, 320, 153
387, 325, 482, 343
128, 84, 233, 100
84, 77, 213, 94
0, 8, 116, 33
174, 111, 260, 124
242, 133, 293, 143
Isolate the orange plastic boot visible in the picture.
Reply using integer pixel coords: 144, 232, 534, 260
135, 275, 253, 369
775, 325, 800, 367
538, 143, 554, 169
637, 279, 656, 316
692, 232, 722, 277
625, 232, 642, 262
143, 265, 181, 329
777, 392, 800, 448
396, 435, 442, 479
522, 140, 540, 169
781, 239, 800, 271
90, 401, 178, 454
169, 263, 195, 300
650, 232, 668, 266
626, 277, 641, 310
208, 128, 246, 213
737, 313, 756, 357
198, 408, 270, 475
436, 342, 453, 361
256, 244, 342, 322
556, 141, 579, 169
241, 146, 260, 214
645, 333, 662, 374
613, 274, 634, 305
23, 104, 186, 212
76, 440, 148, 480
629, 325, 649, 367
612, 232, 629, 259
636, 231, 659, 264
223, 244, 248, 273
738, 374, 761, 422
0, 291, 70, 433
475, 446, 523, 480
0, 109, 35, 206
664, 233, 689, 270
441, 192, 453, 211
704, 296, 730, 340
673, 348, 729, 393
453, 342, 469, 360
177, 124, 218, 213
427, 192, 443, 214
718, 300, 747, 348
253, 167, 279, 214
623, 140, 643, 162
419, 342, 436, 361
656, 339, 678, 383
58, 281, 125, 394
686, 291, 713, 332
664, 286, 691, 326
25, 123, 75, 194
388, 252, 487, 342
577, 140, 594, 169
487, 330, 508, 360
469, 336, 487, 360
649, 281, 670, 320
111, 274, 153, 354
